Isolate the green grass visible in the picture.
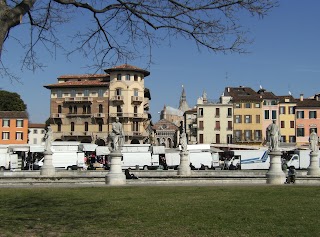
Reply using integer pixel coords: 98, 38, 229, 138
0, 186, 319, 237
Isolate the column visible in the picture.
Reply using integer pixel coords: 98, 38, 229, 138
266, 150, 286, 184
106, 150, 126, 185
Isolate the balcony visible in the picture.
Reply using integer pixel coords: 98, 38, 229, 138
131, 96, 143, 104
64, 97, 93, 103
109, 113, 148, 119
51, 113, 65, 118
66, 113, 92, 117
62, 131, 92, 136
110, 95, 124, 103
92, 113, 105, 118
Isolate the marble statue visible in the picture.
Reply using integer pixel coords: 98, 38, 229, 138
44, 126, 53, 152
266, 120, 281, 151
108, 117, 124, 151
309, 129, 319, 154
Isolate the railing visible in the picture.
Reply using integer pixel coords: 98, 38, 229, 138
110, 95, 124, 101
66, 113, 92, 117
92, 113, 105, 118
109, 113, 148, 119
51, 113, 65, 118
131, 96, 143, 104
64, 97, 93, 102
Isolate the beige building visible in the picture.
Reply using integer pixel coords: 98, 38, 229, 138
44, 64, 152, 145
28, 123, 46, 145
196, 92, 233, 144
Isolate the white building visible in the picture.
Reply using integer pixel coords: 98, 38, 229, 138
28, 123, 46, 145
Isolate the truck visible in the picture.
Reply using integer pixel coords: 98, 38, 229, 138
0, 145, 18, 170
223, 149, 270, 170
165, 144, 220, 170
286, 149, 320, 169
38, 141, 86, 170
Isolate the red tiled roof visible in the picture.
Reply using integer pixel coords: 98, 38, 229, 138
105, 64, 150, 77
296, 99, 320, 108
153, 119, 179, 130
29, 123, 46, 128
44, 80, 109, 89
58, 74, 109, 79
0, 111, 28, 118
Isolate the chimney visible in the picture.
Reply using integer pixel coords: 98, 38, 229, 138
300, 94, 304, 101
227, 87, 230, 92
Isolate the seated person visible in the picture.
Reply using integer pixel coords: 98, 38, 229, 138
286, 166, 296, 184
125, 168, 138, 179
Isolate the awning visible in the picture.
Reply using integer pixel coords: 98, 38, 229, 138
9, 145, 30, 152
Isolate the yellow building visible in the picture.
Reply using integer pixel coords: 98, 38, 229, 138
278, 95, 297, 143
44, 64, 152, 145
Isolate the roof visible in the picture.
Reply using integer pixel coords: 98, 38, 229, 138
29, 123, 46, 128
277, 95, 296, 103
44, 80, 109, 89
225, 86, 279, 102
104, 64, 150, 77
153, 119, 179, 131
0, 111, 28, 119
58, 74, 108, 79
296, 98, 320, 108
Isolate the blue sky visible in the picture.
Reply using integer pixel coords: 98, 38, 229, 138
1, 1, 320, 123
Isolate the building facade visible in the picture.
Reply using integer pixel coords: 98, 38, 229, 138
28, 123, 46, 145
44, 64, 152, 145
0, 111, 29, 145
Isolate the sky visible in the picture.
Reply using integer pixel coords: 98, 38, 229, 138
1, 1, 320, 124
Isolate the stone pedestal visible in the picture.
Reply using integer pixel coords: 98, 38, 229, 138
266, 150, 286, 185
106, 151, 126, 185
40, 151, 55, 176
307, 152, 320, 176
178, 151, 191, 176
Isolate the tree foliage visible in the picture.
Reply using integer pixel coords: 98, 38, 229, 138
0, 0, 278, 78
0, 90, 27, 111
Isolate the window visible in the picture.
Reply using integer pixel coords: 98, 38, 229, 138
309, 111, 317, 119
297, 128, 305, 137
70, 90, 76, 97
279, 106, 286, 114
84, 89, 89, 97
199, 121, 204, 130
290, 121, 294, 128
41, 130, 45, 134
83, 105, 87, 114
132, 122, 139, 131
33, 138, 37, 144
245, 103, 251, 108
69, 106, 72, 113
255, 103, 261, 108
234, 130, 242, 141
289, 136, 296, 143
264, 110, 270, 120
98, 122, 103, 132
227, 121, 232, 130
134, 106, 138, 117
16, 132, 23, 140
281, 136, 286, 143
254, 130, 262, 141
199, 134, 203, 144
71, 122, 75, 132
2, 132, 9, 140
215, 121, 220, 130
134, 75, 138, 81
16, 119, 23, 128
57, 90, 62, 98
235, 115, 242, 123
57, 122, 61, 132
198, 108, 203, 117
215, 108, 220, 117
256, 115, 260, 123
116, 88, 122, 96
87, 105, 91, 114
117, 74, 122, 80
227, 108, 232, 117
2, 119, 10, 127
74, 106, 77, 114
271, 110, 277, 120
134, 89, 139, 97
297, 111, 304, 119
85, 122, 89, 132
281, 121, 285, 128
58, 105, 62, 113
33, 129, 38, 134
244, 130, 252, 140
126, 74, 130, 81
99, 104, 103, 113
117, 106, 122, 117
98, 89, 104, 97
216, 134, 220, 144
289, 106, 295, 114
235, 103, 241, 108
310, 128, 317, 134
245, 115, 251, 123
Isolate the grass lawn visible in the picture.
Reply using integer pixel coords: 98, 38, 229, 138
0, 185, 319, 237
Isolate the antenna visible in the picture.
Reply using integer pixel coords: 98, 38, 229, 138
259, 85, 263, 89
289, 91, 292, 95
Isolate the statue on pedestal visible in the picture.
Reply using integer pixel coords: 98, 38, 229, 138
180, 128, 188, 153
108, 117, 124, 152
266, 120, 281, 151
309, 129, 319, 154
44, 126, 53, 153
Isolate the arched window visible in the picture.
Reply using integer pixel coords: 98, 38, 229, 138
84, 122, 88, 132
58, 105, 62, 114
71, 122, 75, 132
134, 106, 138, 117
99, 104, 103, 113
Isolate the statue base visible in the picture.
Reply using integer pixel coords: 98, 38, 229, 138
106, 150, 126, 185
40, 150, 55, 176
307, 152, 320, 176
178, 151, 191, 176
266, 150, 286, 185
